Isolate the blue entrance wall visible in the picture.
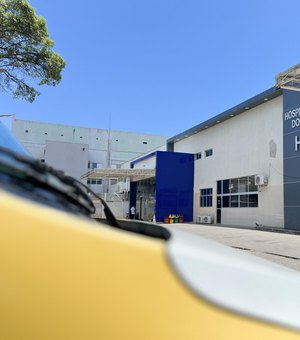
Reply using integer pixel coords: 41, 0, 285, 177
155, 151, 194, 222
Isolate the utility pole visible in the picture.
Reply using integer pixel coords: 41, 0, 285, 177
105, 114, 112, 194
106, 114, 111, 169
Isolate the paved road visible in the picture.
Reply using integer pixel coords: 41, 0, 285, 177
167, 223, 300, 271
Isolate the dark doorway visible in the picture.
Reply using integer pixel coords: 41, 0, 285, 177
217, 196, 221, 223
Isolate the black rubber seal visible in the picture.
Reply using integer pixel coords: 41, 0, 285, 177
96, 218, 171, 241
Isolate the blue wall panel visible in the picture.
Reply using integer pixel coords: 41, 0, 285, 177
283, 89, 300, 230
155, 151, 194, 222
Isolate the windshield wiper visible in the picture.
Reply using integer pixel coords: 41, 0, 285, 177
0, 146, 119, 227
0, 147, 172, 240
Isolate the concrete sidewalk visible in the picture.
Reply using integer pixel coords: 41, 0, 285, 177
165, 223, 300, 271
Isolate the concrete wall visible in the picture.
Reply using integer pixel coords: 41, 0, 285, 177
45, 141, 89, 179
173, 96, 284, 228
12, 119, 167, 179
12, 119, 166, 193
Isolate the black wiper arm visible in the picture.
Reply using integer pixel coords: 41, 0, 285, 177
0, 146, 120, 228
0, 146, 95, 215
70, 178, 119, 228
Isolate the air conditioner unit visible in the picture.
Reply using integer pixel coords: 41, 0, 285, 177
197, 216, 203, 223
255, 175, 268, 186
197, 215, 212, 224
202, 215, 212, 224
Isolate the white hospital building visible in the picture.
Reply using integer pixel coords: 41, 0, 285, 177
126, 66, 300, 230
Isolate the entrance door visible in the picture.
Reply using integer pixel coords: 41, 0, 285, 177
217, 196, 221, 224
138, 195, 155, 221
135, 178, 156, 221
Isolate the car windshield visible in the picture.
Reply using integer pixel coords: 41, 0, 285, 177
0, 122, 28, 155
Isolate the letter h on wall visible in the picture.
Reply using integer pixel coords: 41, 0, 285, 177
295, 136, 300, 151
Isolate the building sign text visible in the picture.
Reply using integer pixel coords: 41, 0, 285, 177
284, 107, 300, 128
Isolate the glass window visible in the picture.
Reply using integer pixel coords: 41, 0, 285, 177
200, 188, 213, 207
195, 152, 202, 160
222, 196, 229, 208
230, 195, 239, 207
249, 194, 258, 207
88, 162, 100, 169
207, 196, 212, 207
238, 177, 248, 193
217, 175, 258, 209
240, 194, 249, 207
249, 176, 257, 192
223, 180, 229, 194
205, 149, 213, 157
86, 178, 102, 184
217, 181, 222, 195
229, 178, 238, 193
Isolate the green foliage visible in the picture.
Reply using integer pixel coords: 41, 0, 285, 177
0, 0, 66, 102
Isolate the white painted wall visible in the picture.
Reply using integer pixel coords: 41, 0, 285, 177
12, 119, 167, 178
45, 141, 89, 179
174, 96, 284, 228
132, 154, 157, 169
122, 144, 166, 169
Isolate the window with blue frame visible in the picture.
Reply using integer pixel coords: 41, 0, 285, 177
217, 176, 258, 208
200, 188, 213, 207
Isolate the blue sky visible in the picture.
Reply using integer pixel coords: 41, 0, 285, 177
2, 0, 300, 137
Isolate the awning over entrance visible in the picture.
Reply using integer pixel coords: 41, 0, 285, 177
81, 168, 155, 182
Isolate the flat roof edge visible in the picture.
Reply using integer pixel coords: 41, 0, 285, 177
168, 87, 282, 144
